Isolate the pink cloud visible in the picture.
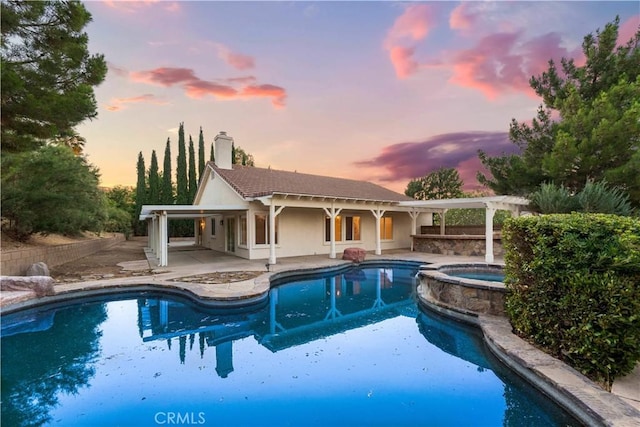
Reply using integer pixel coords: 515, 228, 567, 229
241, 84, 287, 108
103, 0, 181, 14
384, 4, 436, 79
449, 3, 478, 32
618, 15, 640, 46
105, 94, 168, 111
183, 81, 238, 99
355, 131, 519, 190
389, 46, 420, 79
386, 4, 435, 45
215, 44, 256, 70
129, 67, 287, 108
130, 67, 197, 86
447, 30, 579, 100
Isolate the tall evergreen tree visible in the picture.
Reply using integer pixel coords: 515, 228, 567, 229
1, 1, 107, 153
198, 127, 205, 178
231, 142, 237, 165
176, 122, 188, 204
188, 135, 197, 203
160, 138, 173, 204
209, 142, 215, 162
134, 152, 146, 235
478, 17, 640, 205
148, 150, 160, 204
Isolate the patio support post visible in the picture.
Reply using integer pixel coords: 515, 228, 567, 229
150, 216, 157, 254
440, 209, 448, 235
269, 200, 285, 265
408, 210, 420, 251
485, 206, 496, 263
370, 207, 386, 256
323, 205, 342, 259
159, 211, 168, 267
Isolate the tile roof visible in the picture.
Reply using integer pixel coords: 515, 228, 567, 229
211, 162, 413, 202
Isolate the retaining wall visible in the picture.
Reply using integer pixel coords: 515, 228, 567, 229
1, 234, 125, 276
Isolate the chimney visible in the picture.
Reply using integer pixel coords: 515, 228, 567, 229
214, 131, 233, 170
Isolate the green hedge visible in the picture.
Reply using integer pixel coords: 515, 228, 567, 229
502, 213, 640, 389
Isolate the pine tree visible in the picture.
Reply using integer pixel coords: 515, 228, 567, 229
160, 138, 173, 204
134, 152, 146, 235
188, 135, 197, 203
148, 150, 160, 204
198, 127, 205, 178
209, 142, 215, 162
176, 122, 188, 204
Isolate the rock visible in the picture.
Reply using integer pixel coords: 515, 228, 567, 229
0, 276, 55, 297
342, 247, 366, 263
26, 262, 50, 277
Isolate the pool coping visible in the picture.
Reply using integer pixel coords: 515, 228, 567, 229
2, 256, 639, 426
418, 294, 640, 427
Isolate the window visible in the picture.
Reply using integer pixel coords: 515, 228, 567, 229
210, 218, 216, 236
239, 215, 247, 246
345, 216, 360, 241
325, 215, 360, 242
255, 213, 278, 245
380, 216, 393, 240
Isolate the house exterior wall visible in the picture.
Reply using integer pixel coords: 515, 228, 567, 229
199, 204, 415, 260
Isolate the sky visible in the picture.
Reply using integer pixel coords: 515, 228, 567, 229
78, 1, 639, 194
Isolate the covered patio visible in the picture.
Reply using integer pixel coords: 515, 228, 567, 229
399, 196, 530, 262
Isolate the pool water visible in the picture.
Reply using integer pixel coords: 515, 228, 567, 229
448, 271, 505, 282
1, 265, 578, 426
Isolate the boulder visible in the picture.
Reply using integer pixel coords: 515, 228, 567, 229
0, 276, 55, 297
342, 247, 366, 263
26, 262, 50, 277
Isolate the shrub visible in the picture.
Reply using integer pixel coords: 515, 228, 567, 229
1, 146, 108, 240
503, 213, 640, 389
529, 180, 635, 215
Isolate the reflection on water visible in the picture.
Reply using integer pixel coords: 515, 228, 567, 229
1, 265, 578, 426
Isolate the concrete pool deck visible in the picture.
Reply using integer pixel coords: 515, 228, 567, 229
1, 243, 639, 425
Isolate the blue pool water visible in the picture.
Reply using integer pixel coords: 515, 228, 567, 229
1, 265, 578, 426
448, 271, 505, 282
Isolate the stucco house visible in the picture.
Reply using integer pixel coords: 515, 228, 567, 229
141, 132, 433, 266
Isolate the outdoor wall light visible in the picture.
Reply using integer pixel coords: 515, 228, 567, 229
220, 219, 224, 226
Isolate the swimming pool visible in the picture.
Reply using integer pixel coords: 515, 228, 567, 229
1, 264, 578, 426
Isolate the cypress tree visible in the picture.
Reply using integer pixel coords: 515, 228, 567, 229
148, 150, 160, 204
188, 135, 197, 203
134, 152, 146, 235
176, 122, 188, 204
231, 142, 236, 165
209, 142, 215, 162
198, 127, 205, 178
160, 138, 173, 204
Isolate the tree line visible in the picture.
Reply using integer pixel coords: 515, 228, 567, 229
406, 17, 639, 217
133, 124, 255, 236
1, 1, 116, 241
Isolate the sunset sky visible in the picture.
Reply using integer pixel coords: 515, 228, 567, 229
78, 1, 639, 194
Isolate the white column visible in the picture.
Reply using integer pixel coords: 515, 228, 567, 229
408, 210, 420, 251
485, 206, 496, 263
440, 209, 448, 235
269, 201, 285, 265
370, 207, 386, 256
149, 216, 156, 254
159, 211, 168, 266
323, 205, 342, 259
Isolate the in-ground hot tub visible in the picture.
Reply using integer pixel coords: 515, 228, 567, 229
417, 263, 506, 318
